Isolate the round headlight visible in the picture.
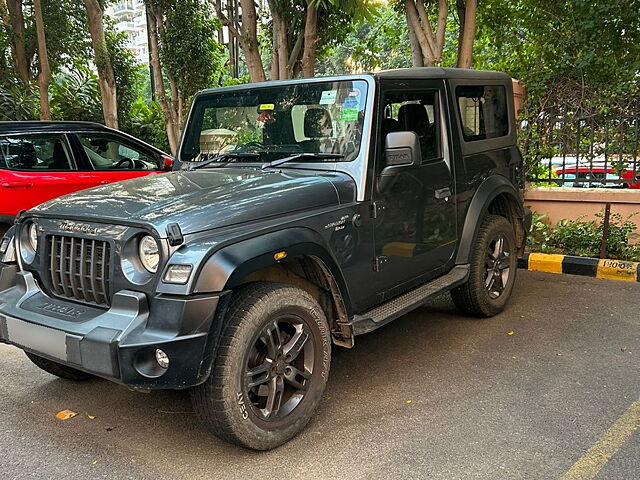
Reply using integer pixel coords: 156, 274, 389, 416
138, 235, 159, 273
28, 223, 38, 251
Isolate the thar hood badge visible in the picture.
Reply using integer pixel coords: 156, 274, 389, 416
58, 222, 98, 235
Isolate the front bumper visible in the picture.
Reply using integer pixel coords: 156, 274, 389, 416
0, 264, 224, 390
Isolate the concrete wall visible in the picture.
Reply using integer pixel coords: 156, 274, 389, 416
524, 187, 640, 233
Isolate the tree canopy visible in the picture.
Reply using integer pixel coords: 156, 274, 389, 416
0, 0, 637, 152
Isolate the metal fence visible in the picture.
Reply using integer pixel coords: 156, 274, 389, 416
521, 111, 640, 188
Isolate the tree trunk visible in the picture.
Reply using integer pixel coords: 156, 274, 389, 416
301, 2, 317, 78
1, 0, 30, 83
268, 0, 290, 80
146, 5, 179, 154
406, 14, 424, 67
84, 0, 118, 128
32, 0, 50, 120
270, 48, 279, 80
238, 0, 266, 82
435, 0, 448, 62
457, 0, 477, 68
404, 0, 436, 66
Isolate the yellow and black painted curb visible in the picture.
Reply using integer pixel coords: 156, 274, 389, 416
518, 253, 640, 282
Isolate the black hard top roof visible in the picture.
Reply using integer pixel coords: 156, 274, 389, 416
194, 67, 513, 97
0, 121, 114, 134
373, 67, 512, 82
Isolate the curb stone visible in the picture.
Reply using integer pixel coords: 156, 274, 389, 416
518, 253, 640, 282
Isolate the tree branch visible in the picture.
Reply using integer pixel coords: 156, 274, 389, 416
415, 0, 437, 60
404, 0, 435, 65
212, 0, 240, 39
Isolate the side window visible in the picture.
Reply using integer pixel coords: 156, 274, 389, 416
381, 91, 439, 163
456, 85, 508, 141
0, 135, 74, 171
76, 133, 158, 170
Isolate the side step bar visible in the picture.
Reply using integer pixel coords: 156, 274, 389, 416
350, 265, 470, 336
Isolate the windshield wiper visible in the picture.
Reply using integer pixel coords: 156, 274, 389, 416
263, 152, 344, 169
188, 152, 260, 171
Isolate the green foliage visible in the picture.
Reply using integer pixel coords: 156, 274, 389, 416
475, 0, 640, 114
41, 0, 92, 73
49, 65, 103, 122
316, 5, 411, 75
0, 80, 38, 120
127, 98, 170, 152
157, 0, 225, 99
527, 211, 640, 261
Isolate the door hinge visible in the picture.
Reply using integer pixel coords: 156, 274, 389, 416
371, 201, 385, 219
374, 255, 388, 272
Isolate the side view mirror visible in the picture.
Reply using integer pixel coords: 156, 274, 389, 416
378, 131, 421, 193
161, 154, 174, 171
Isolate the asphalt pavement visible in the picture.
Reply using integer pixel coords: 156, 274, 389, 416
0, 270, 638, 480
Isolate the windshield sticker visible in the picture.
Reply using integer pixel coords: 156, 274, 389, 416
341, 108, 359, 122
259, 103, 275, 111
342, 97, 360, 109
319, 90, 337, 105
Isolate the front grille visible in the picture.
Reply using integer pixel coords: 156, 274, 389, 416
48, 235, 111, 306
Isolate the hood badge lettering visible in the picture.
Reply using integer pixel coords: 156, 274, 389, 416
59, 222, 98, 235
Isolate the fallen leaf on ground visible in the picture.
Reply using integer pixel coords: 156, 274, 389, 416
56, 409, 78, 420
507, 330, 515, 336
87, 414, 96, 420
405, 400, 412, 404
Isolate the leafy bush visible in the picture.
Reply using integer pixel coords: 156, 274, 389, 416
127, 98, 170, 153
50, 66, 103, 122
0, 81, 38, 120
527, 210, 640, 261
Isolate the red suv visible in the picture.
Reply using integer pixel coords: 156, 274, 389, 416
0, 121, 172, 235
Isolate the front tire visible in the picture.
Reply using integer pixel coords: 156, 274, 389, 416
190, 282, 331, 450
25, 352, 93, 381
451, 215, 517, 317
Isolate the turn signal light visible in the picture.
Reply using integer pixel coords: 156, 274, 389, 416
163, 264, 192, 284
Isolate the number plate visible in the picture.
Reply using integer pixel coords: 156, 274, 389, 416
5, 316, 67, 360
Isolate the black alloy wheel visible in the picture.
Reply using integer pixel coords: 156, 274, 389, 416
190, 282, 331, 450
485, 234, 511, 299
450, 215, 517, 317
245, 315, 315, 421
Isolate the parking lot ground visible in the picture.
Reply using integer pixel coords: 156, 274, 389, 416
0, 270, 638, 480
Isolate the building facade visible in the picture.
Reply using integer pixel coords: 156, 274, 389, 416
105, 0, 149, 66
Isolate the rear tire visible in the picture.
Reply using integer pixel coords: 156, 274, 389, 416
190, 282, 331, 450
25, 352, 93, 381
451, 215, 517, 317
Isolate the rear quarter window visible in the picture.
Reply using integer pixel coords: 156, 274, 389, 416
456, 85, 509, 142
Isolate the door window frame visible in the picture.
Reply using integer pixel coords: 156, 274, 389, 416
375, 79, 448, 176
71, 131, 162, 172
0, 132, 78, 172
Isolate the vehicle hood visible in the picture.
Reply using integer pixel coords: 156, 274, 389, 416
31, 168, 356, 235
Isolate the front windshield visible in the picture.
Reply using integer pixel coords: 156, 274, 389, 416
180, 79, 368, 164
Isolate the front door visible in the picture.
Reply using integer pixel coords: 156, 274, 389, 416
373, 80, 456, 299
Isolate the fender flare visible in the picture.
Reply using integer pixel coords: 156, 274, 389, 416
455, 175, 525, 265
192, 227, 353, 316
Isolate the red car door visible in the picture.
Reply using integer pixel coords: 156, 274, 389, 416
0, 133, 92, 218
